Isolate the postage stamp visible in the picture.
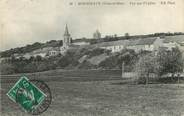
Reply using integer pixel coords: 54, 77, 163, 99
6, 76, 52, 115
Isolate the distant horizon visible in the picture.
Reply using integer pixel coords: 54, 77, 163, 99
1, 31, 184, 52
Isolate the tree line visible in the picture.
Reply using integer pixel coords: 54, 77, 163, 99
1, 47, 183, 85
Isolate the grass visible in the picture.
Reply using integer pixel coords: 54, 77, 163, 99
1, 70, 184, 116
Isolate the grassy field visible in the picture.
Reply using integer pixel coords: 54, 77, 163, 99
1, 70, 184, 116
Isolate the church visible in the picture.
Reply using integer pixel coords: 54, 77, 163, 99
60, 24, 80, 54
60, 24, 92, 54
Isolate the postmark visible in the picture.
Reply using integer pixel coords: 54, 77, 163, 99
6, 76, 52, 115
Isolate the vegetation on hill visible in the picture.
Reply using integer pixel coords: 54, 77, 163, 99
0, 40, 63, 57
1, 46, 183, 78
99, 49, 138, 70
0, 48, 106, 74
1, 32, 184, 77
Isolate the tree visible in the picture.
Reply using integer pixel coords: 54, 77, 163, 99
156, 47, 183, 78
117, 49, 137, 71
125, 33, 130, 39
136, 54, 156, 84
58, 56, 70, 68
136, 47, 183, 84
59, 40, 63, 46
35, 55, 42, 62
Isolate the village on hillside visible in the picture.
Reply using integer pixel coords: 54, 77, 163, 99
0, 24, 184, 78
1, 25, 184, 62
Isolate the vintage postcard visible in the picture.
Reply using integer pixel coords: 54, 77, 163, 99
0, 0, 184, 115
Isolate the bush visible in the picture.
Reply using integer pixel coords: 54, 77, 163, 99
23, 63, 37, 73
99, 49, 138, 71
0, 63, 15, 74
88, 48, 106, 57
77, 61, 96, 69
99, 55, 118, 69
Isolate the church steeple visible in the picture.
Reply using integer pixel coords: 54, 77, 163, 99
63, 24, 72, 47
64, 24, 70, 36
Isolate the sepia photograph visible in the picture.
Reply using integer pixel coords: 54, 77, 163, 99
0, 0, 184, 115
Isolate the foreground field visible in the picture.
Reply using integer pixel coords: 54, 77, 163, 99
1, 70, 184, 116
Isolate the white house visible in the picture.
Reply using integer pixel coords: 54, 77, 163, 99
72, 39, 90, 46
48, 47, 60, 56
32, 52, 47, 57
95, 40, 129, 53
23, 53, 32, 59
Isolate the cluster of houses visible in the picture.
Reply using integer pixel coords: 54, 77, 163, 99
1, 25, 184, 63
13, 47, 61, 59
95, 35, 184, 53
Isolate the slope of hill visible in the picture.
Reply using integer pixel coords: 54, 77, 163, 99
1, 33, 183, 58
0, 40, 62, 57
87, 53, 109, 65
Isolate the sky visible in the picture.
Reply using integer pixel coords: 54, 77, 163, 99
0, 0, 184, 51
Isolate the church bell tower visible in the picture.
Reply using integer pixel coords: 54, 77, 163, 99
63, 24, 72, 47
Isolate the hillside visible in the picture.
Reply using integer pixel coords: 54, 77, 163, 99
0, 40, 63, 57
1, 32, 183, 58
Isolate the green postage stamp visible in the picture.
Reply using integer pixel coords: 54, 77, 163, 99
6, 76, 47, 112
